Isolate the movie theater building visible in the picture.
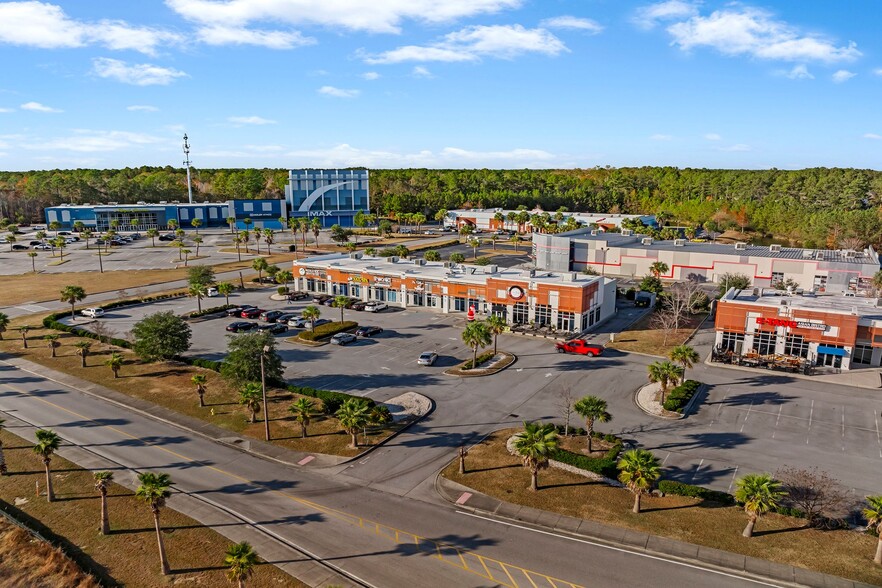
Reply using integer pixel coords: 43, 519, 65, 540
715, 287, 882, 370
291, 253, 617, 332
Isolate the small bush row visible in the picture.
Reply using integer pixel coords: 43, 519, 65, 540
657, 480, 736, 505
549, 447, 621, 479
298, 321, 358, 341
286, 385, 375, 415
462, 351, 496, 370
42, 314, 133, 349
662, 380, 702, 413
186, 304, 234, 319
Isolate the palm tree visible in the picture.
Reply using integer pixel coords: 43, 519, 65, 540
218, 282, 235, 306
298, 218, 309, 248
461, 320, 492, 370
669, 345, 700, 384
105, 352, 123, 378
486, 315, 506, 355
181, 248, 192, 266
647, 361, 684, 404
74, 341, 92, 367
275, 271, 293, 290
311, 218, 322, 244
239, 230, 250, 253
60, 285, 87, 320
0, 418, 7, 474
189, 283, 206, 313
253, 229, 262, 255
574, 396, 612, 453
146, 227, 159, 247
238, 383, 262, 423
514, 421, 559, 491
167, 219, 178, 231
263, 228, 274, 254
509, 233, 520, 252
424, 250, 441, 262
734, 473, 785, 538
191, 218, 202, 234
33, 429, 61, 502
863, 495, 882, 565
44, 334, 60, 357
136, 471, 173, 575
289, 398, 317, 438
18, 325, 30, 349
252, 257, 269, 283
333, 295, 349, 323
28, 251, 37, 272
227, 216, 237, 234
225, 541, 259, 588
193, 235, 203, 257
301, 305, 321, 333
192, 374, 208, 407
0, 312, 9, 340
617, 449, 661, 513
49, 220, 61, 237
336, 398, 370, 448
649, 261, 669, 278
94, 471, 114, 535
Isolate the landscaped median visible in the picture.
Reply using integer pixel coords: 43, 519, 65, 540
442, 429, 882, 586
636, 380, 704, 419
444, 351, 516, 376
288, 320, 358, 346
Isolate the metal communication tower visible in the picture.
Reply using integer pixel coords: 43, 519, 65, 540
183, 133, 193, 204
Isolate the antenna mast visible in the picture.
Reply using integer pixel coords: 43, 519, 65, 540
183, 133, 193, 204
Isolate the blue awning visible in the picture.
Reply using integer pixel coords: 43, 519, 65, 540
817, 345, 846, 357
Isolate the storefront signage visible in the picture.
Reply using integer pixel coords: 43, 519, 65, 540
307, 211, 332, 217
347, 275, 369, 283
373, 276, 391, 285
298, 267, 325, 277
508, 285, 525, 300
755, 317, 826, 330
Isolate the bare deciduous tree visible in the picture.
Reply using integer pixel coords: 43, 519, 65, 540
776, 466, 850, 527
838, 236, 865, 251
649, 308, 680, 347
90, 321, 117, 349
555, 386, 577, 437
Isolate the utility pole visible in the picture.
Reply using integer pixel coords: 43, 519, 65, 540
183, 133, 193, 205
260, 345, 271, 441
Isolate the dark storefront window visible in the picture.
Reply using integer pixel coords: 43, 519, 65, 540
721, 331, 745, 353
512, 302, 528, 324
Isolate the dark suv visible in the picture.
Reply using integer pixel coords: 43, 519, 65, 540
260, 310, 285, 322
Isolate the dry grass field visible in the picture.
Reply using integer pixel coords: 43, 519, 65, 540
608, 312, 708, 356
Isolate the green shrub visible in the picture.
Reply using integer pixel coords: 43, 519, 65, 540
187, 357, 224, 372
549, 447, 621, 478
657, 480, 735, 505
461, 351, 496, 370
286, 385, 374, 415
298, 321, 358, 342
662, 380, 702, 412
474, 257, 491, 266
556, 425, 587, 436
187, 305, 234, 319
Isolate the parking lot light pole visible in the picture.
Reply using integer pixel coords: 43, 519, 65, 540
261, 344, 271, 441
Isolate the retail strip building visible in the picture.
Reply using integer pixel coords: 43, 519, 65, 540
291, 253, 617, 333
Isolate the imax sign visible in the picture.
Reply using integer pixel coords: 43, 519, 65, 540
307, 211, 332, 217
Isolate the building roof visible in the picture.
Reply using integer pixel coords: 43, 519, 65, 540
561, 230, 880, 267
296, 253, 600, 288
722, 287, 882, 320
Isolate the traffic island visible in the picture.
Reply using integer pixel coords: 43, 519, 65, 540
444, 351, 516, 377
635, 380, 705, 419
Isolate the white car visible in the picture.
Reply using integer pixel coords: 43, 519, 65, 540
206, 287, 219, 297
364, 302, 388, 312
418, 351, 438, 366
80, 308, 105, 318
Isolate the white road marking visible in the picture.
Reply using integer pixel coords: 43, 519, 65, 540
875, 412, 882, 458
661, 452, 670, 465
727, 467, 739, 494
807, 399, 814, 444
740, 402, 752, 433
456, 512, 784, 587
690, 459, 704, 484
545, 373, 553, 378
771, 405, 782, 439
381, 366, 390, 371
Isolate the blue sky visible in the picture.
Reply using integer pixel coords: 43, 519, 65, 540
0, 0, 880, 170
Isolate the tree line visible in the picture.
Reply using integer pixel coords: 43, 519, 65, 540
2, 166, 882, 247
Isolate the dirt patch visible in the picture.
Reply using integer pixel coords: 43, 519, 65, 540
608, 312, 707, 356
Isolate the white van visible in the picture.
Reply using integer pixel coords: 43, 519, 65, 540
206, 287, 219, 297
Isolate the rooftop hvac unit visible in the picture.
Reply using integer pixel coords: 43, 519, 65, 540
673, 239, 685, 247
468, 267, 476, 274
845, 250, 856, 258
443, 261, 451, 268
485, 265, 497, 273
769, 244, 782, 253
802, 249, 813, 258
159, 201, 167, 204
621, 229, 632, 236
780, 299, 788, 306
735, 242, 747, 250
349, 252, 362, 259
641, 237, 653, 246
386, 256, 398, 263
590, 230, 598, 236
171, 200, 180, 204
414, 258, 426, 266
752, 288, 759, 296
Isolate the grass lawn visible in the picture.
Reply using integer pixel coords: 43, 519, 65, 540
0, 518, 100, 587
0, 320, 396, 458
2, 252, 297, 307
442, 430, 882, 586
608, 312, 708, 356
0, 428, 302, 588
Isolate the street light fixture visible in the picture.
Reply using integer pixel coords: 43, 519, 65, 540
260, 344, 271, 441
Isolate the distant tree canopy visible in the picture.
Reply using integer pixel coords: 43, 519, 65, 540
3, 166, 882, 247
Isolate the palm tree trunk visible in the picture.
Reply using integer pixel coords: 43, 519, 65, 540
249, 408, 256, 423
633, 492, 641, 513
350, 431, 358, 448
530, 468, 538, 492
152, 510, 170, 574
742, 516, 756, 538
198, 391, 204, 407
473, 344, 478, 370
301, 422, 307, 438
70, 302, 75, 320
100, 492, 109, 534
238, 579, 245, 588
80, 353, 86, 368
493, 335, 498, 355
459, 451, 466, 475
43, 459, 54, 502
875, 536, 882, 565
587, 420, 594, 453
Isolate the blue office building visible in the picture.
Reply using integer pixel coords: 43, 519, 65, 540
285, 169, 369, 228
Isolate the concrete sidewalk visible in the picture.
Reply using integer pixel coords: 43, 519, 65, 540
435, 476, 875, 588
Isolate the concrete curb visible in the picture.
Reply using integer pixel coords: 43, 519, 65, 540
443, 352, 517, 377
633, 383, 681, 420
434, 476, 874, 588
337, 394, 435, 466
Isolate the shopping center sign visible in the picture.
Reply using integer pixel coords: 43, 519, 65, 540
755, 317, 826, 330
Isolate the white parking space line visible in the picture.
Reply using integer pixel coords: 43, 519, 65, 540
727, 467, 739, 494
690, 459, 704, 484
739, 402, 752, 433
876, 412, 882, 458
807, 399, 814, 444
771, 405, 783, 439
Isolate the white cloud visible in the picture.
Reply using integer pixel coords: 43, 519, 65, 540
92, 58, 188, 86
195, 25, 314, 49
718, 143, 751, 152
166, 0, 522, 35
863, 133, 882, 140
361, 71, 381, 80
127, 105, 158, 112
633, 1, 698, 29
318, 86, 360, 98
285, 143, 556, 168
704, 133, 721, 141
21, 101, 61, 113
666, 7, 861, 63
874, 68, 882, 76
784, 64, 813, 79
540, 16, 603, 34
0, 107, 13, 113
362, 24, 567, 64
412, 66, 433, 78
832, 69, 856, 83
228, 115, 277, 125
25, 129, 163, 152
649, 134, 672, 141
0, 1, 181, 55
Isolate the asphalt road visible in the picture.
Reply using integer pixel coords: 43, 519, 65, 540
0, 360, 779, 588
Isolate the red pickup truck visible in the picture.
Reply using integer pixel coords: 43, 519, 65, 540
555, 339, 604, 356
